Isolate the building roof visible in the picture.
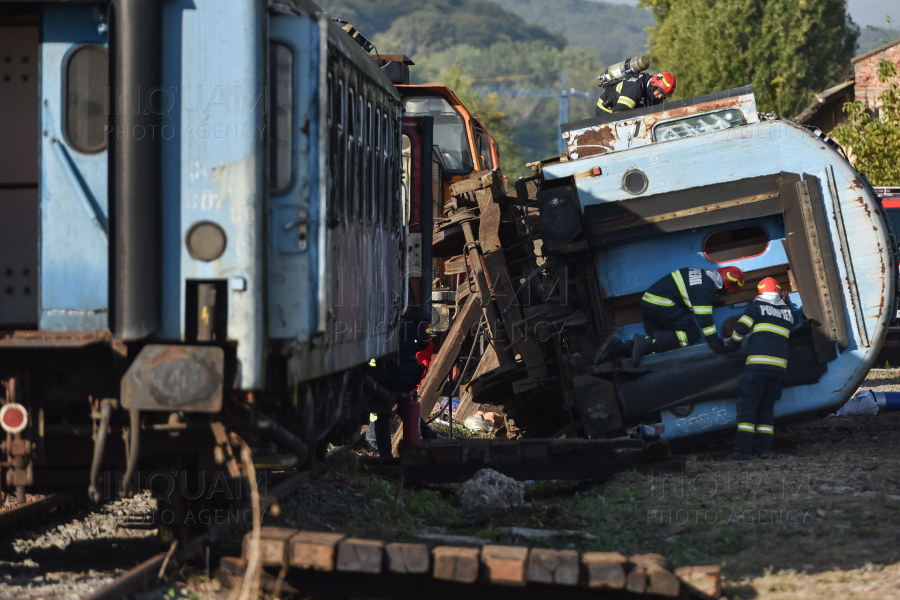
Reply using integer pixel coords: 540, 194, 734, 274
794, 80, 855, 125
852, 37, 900, 63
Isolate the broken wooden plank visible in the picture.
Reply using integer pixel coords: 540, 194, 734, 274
245, 527, 297, 567
336, 538, 384, 574
630, 553, 679, 597
582, 551, 626, 589
433, 546, 481, 583
391, 293, 481, 456
385, 543, 431, 574
526, 548, 579, 586
675, 565, 722, 599
289, 531, 346, 571
625, 565, 648, 594
481, 545, 529, 586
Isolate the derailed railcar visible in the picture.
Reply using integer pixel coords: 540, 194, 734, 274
0, 0, 406, 520
546, 86, 897, 442
430, 86, 896, 447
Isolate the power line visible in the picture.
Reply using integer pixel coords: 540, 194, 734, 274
473, 72, 600, 153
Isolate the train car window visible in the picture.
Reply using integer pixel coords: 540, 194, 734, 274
367, 101, 374, 222
375, 108, 382, 224
64, 44, 109, 153
703, 225, 770, 263
334, 78, 344, 216
357, 95, 365, 221
269, 42, 293, 194
474, 127, 494, 170
403, 96, 474, 176
401, 134, 412, 227
348, 87, 357, 220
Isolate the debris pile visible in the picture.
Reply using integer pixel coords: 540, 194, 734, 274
456, 468, 528, 513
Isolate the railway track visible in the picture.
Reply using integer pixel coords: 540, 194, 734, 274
84, 470, 311, 600
0, 493, 77, 534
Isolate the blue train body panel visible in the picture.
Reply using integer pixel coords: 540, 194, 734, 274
40, 5, 109, 332
549, 95, 895, 440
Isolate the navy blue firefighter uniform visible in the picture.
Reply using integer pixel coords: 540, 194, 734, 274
724, 279, 795, 460
596, 74, 650, 115
640, 267, 727, 353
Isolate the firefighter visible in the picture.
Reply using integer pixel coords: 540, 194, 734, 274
722, 277, 794, 461
596, 72, 676, 116
596, 266, 745, 366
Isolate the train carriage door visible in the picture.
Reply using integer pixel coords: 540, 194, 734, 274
39, 6, 110, 332
267, 13, 321, 343
0, 19, 39, 327
400, 116, 434, 321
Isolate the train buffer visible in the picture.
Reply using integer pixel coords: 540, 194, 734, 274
220, 526, 722, 598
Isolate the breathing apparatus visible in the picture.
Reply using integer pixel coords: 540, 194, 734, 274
597, 55, 650, 85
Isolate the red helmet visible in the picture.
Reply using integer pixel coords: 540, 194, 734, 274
718, 266, 745, 292
757, 277, 781, 295
650, 72, 676, 98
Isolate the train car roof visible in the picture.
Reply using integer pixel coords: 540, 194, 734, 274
282, 0, 399, 100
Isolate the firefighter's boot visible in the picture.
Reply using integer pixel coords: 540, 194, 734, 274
726, 428, 754, 461
631, 334, 653, 367
753, 432, 773, 459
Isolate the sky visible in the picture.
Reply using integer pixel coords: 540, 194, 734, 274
589, 0, 897, 28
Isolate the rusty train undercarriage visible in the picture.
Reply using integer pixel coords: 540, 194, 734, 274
394, 165, 625, 454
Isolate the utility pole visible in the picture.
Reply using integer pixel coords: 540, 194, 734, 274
473, 71, 599, 156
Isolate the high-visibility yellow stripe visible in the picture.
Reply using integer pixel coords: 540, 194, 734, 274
616, 81, 624, 93
642, 292, 675, 307
731, 331, 744, 342
738, 315, 754, 328
752, 323, 791, 338
370, 413, 378, 423
755, 424, 774, 434
746, 355, 788, 368
737, 422, 756, 432
676, 331, 689, 347
671, 271, 692, 309
702, 325, 717, 336
617, 95, 636, 108
597, 100, 612, 113
694, 305, 713, 315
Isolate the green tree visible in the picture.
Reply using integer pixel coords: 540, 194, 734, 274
639, 0, 859, 117
442, 65, 525, 177
416, 42, 603, 174
832, 58, 900, 185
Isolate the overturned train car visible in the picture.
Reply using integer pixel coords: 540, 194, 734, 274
427, 86, 897, 446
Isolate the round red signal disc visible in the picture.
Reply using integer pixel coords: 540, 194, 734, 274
0, 403, 28, 434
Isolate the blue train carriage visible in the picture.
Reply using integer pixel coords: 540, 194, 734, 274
542, 85, 897, 445
0, 0, 405, 506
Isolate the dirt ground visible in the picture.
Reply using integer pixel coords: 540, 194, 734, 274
257, 373, 900, 600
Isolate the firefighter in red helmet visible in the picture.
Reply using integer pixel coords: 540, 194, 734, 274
596, 266, 745, 366
596, 71, 677, 116
722, 277, 794, 461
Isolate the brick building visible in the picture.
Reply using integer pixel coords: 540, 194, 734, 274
795, 37, 900, 133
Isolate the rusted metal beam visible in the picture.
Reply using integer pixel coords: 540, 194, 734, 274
391, 294, 482, 456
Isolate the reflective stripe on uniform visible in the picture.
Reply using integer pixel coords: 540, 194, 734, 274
731, 331, 744, 342
702, 324, 717, 336
642, 292, 675, 307
597, 100, 612, 113
671, 270, 693, 309
752, 323, 791, 338
694, 305, 713, 315
617, 95, 636, 108
746, 355, 788, 368
738, 315, 754, 328
370, 413, 378, 423
737, 422, 756, 433
676, 331, 689, 347
755, 424, 774, 434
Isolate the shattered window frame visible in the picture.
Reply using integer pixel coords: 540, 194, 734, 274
651, 109, 746, 143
